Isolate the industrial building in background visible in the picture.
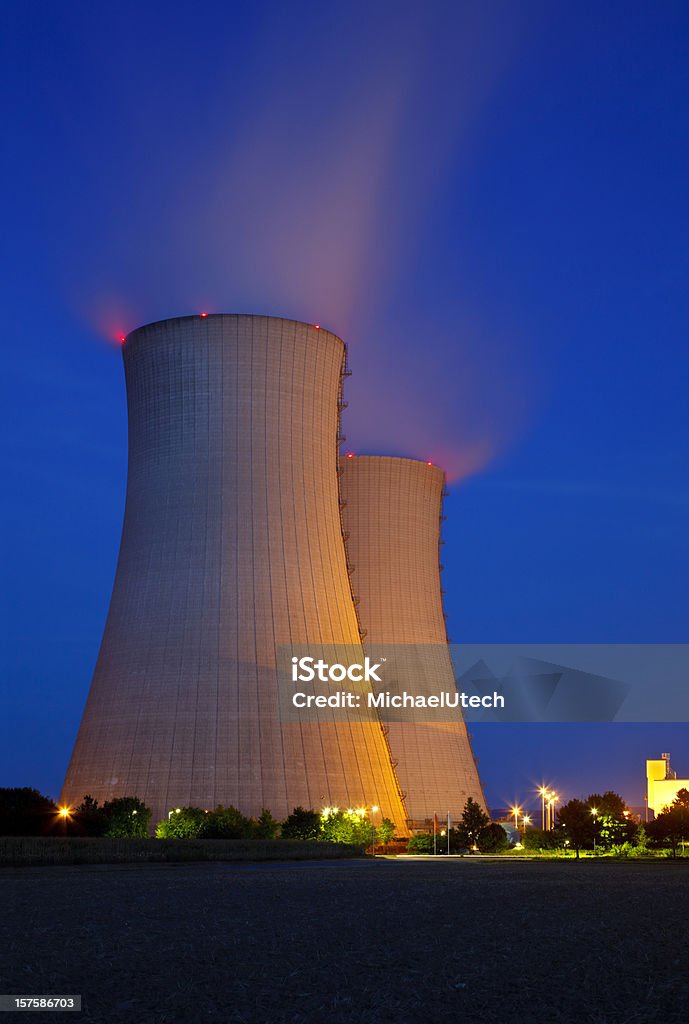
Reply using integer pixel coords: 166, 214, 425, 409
646, 752, 689, 815
61, 315, 409, 830
341, 455, 487, 824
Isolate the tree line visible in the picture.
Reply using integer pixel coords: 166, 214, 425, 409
553, 789, 689, 858
4, 786, 689, 858
0, 789, 395, 846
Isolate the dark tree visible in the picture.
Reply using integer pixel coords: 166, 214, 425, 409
586, 791, 627, 818
523, 827, 560, 852
0, 788, 57, 836
200, 805, 253, 839
556, 798, 595, 858
648, 789, 689, 858
254, 808, 280, 839
478, 822, 511, 852
101, 796, 151, 838
674, 788, 689, 809
457, 797, 490, 848
73, 795, 108, 836
281, 806, 321, 841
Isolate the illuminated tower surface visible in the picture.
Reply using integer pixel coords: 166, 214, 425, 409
61, 315, 408, 830
341, 455, 487, 824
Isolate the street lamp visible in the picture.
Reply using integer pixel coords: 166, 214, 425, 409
371, 805, 379, 858
591, 807, 598, 855
538, 786, 549, 830
511, 805, 522, 829
547, 794, 557, 831
56, 806, 72, 833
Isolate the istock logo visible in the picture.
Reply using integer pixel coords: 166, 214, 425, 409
291, 656, 383, 683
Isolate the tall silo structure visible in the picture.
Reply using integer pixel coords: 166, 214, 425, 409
341, 455, 486, 825
61, 315, 407, 830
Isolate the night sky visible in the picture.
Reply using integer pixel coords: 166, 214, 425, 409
2, 2, 688, 811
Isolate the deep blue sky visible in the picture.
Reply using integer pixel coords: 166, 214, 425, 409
2, 2, 688, 811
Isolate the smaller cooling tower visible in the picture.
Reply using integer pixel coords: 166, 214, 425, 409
341, 455, 487, 825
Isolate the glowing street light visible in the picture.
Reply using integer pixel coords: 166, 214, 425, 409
538, 786, 549, 830
591, 807, 599, 855
547, 793, 558, 831
511, 805, 522, 828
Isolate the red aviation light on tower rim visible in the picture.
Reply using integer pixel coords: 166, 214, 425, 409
346, 452, 355, 459
199, 312, 209, 318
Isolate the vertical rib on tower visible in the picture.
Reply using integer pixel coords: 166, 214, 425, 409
340, 455, 486, 824
61, 315, 407, 830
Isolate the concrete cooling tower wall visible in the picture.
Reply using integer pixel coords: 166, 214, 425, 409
61, 315, 408, 830
340, 455, 487, 824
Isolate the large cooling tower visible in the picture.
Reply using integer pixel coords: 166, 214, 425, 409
341, 455, 486, 824
61, 315, 407, 830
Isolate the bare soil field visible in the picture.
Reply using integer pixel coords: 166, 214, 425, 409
2, 858, 688, 1023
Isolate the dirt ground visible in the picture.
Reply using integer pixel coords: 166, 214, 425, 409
2, 858, 688, 1023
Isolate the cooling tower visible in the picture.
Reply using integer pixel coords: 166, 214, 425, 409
61, 315, 407, 830
340, 455, 486, 824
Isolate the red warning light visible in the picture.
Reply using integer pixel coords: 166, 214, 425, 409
426, 461, 433, 466
346, 452, 354, 458
200, 312, 209, 318
314, 324, 321, 330
118, 335, 126, 344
